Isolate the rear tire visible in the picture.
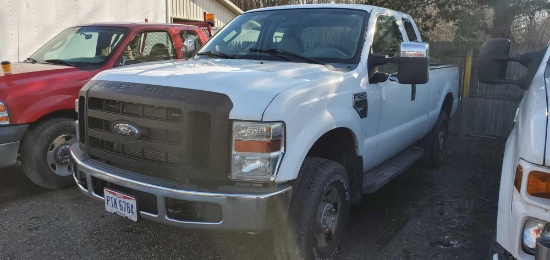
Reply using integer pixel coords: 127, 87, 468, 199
21, 118, 76, 189
274, 157, 350, 260
420, 112, 449, 168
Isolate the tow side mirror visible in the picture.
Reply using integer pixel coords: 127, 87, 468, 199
477, 38, 546, 89
368, 42, 429, 84
477, 38, 511, 85
397, 42, 429, 84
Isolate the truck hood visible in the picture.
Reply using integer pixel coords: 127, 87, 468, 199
1, 62, 76, 75
93, 59, 340, 120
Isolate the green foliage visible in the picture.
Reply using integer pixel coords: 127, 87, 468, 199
231, 0, 550, 40
362, 0, 550, 38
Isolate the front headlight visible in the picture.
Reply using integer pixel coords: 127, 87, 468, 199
523, 218, 550, 254
231, 121, 285, 182
0, 102, 10, 125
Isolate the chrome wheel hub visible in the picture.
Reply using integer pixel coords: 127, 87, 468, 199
315, 187, 341, 253
46, 134, 75, 177
320, 203, 337, 233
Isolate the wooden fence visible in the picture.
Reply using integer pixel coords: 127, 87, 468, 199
430, 41, 547, 139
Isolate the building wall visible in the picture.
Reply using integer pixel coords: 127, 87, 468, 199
170, 0, 241, 29
0, 0, 167, 62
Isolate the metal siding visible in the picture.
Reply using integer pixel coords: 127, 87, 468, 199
170, 0, 238, 27
0, 0, 167, 62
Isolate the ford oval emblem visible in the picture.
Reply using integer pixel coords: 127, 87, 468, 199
112, 122, 141, 141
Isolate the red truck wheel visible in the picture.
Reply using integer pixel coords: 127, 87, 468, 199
21, 118, 76, 189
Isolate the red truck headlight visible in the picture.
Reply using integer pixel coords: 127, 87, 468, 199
0, 102, 10, 125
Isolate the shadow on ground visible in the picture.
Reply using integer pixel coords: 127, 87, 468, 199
0, 135, 503, 259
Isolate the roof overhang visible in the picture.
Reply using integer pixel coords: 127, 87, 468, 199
216, 0, 243, 15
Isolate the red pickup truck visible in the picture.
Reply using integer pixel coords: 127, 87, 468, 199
0, 23, 208, 189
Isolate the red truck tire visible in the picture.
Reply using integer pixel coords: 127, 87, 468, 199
21, 118, 76, 189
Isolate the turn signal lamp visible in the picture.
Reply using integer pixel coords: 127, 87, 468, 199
515, 165, 524, 191
527, 171, 550, 199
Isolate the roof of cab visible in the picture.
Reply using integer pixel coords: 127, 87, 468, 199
74, 22, 200, 29
245, 4, 378, 13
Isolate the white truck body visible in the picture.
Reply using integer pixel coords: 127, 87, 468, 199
486, 42, 550, 259
70, 4, 459, 259
101, 58, 458, 182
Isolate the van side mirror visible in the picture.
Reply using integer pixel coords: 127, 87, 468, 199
477, 38, 547, 89
368, 42, 429, 84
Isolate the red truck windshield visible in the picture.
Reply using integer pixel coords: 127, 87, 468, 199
29, 26, 130, 69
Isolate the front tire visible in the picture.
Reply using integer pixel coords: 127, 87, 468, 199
21, 118, 76, 189
274, 157, 350, 260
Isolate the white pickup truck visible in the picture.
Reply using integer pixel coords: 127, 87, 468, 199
478, 40, 550, 260
70, 4, 458, 259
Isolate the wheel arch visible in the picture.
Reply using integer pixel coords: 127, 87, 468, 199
441, 92, 454, 117
303, 127, 364, 204
21, 109, 76, 146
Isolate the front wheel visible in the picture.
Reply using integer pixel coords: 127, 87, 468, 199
274, 157, 350, 260
21, 118, 76, 189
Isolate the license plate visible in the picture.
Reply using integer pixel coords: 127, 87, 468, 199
104, 188, 138, 222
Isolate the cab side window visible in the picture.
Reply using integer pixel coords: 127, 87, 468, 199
181, 30, 203, 58
119, 31, 176, 66
372, 15, 404, 74
402, 18, 419, 42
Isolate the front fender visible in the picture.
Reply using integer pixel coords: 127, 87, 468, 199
17, 94, 75, 123
496, 126, 517, 252
262, 78, 363, 182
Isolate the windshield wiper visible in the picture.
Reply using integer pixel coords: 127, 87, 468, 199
196, 51, 235, 59
249, 48, 323, 65
25, 57, 38, 64
45, 59, 76, 67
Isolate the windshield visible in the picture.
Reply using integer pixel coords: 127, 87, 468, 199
199, 8, 368, 66
29, 26, 129, 69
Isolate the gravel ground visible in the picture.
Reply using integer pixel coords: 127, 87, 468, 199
0, 135, 504, 260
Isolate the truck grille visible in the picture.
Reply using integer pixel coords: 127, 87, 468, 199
79, 81, 233, 183
88, 97, 183, 122
89, 136, 183, 166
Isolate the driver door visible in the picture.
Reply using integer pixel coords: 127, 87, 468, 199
370, 15, 416, 161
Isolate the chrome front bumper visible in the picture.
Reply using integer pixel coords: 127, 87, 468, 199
0, 141, 19, 168
70, 143, 292, 231
0, 124, 28, 168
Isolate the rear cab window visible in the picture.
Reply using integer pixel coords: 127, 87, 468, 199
118, 30, 177, 66
402, 18, 420, 42
181, 30, 204, 58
